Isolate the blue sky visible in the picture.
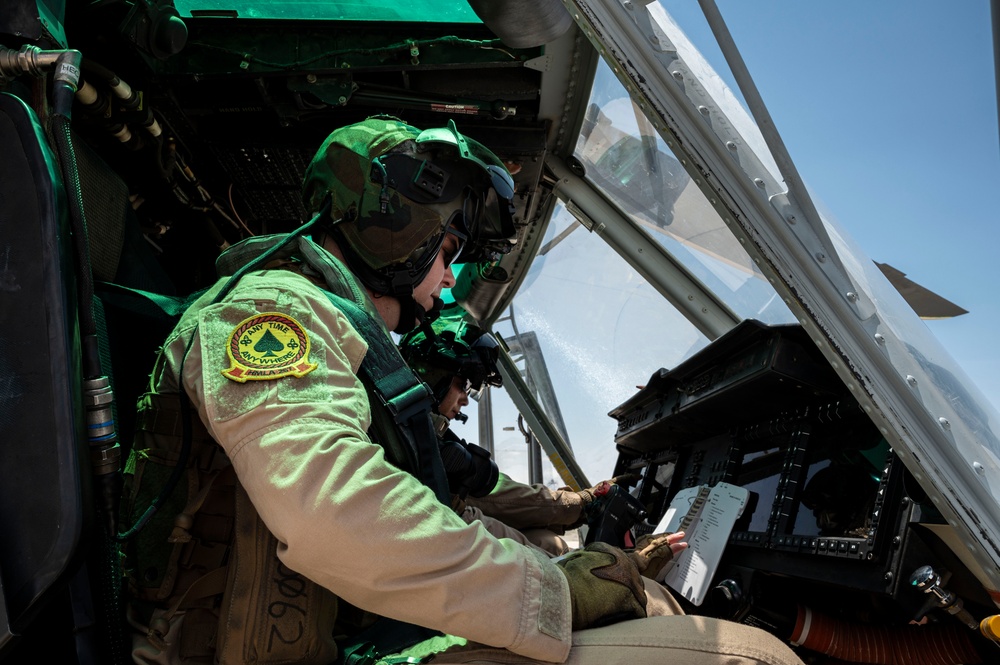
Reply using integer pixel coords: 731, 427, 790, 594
662, 1, 1000, 409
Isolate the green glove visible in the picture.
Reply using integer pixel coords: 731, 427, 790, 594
553, 542, 647, 630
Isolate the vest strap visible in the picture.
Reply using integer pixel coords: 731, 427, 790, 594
324, 291, 451, 505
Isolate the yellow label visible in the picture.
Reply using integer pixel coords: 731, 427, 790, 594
222, 312, 318, 383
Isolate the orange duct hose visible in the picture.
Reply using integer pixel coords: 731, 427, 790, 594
789, 606, 982, 665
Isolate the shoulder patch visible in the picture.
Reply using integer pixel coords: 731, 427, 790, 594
222, 312, 318, 383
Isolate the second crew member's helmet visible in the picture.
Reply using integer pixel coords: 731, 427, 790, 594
302, 116, 516, 331
398, 306, 503, 406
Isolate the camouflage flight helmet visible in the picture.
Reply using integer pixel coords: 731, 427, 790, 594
303, 117, 516, 303
304, 116, 459, 302
399, 306, 503, 407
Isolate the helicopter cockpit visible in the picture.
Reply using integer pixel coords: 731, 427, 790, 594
2, 1, 999, 663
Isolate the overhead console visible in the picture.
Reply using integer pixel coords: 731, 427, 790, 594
605, 320, 983, 623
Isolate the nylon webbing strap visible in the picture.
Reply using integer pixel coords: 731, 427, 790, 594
96, 281, 206, 321
324, 292, 451, 505
98, 279, 451, 506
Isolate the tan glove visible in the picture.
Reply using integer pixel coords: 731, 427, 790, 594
576, 474, 642, 505
628, 531, 688, 580
576, 480, 613, 505
553, 542, 647, 630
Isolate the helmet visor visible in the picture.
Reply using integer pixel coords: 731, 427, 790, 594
415, 121, 518, 260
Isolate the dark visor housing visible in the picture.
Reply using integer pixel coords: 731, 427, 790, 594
373, 119, 518, 263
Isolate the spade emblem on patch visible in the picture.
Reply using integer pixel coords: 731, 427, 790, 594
222, 312, 318, 383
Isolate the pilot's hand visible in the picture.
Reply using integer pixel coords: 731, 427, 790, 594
553, 542, 647, 630
575, 480, 612, 505
576, 473, 644, 504
628, 531, 688, 580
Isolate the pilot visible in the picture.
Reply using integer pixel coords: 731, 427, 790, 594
120, 115, 806, 665
397, 306, 624, 557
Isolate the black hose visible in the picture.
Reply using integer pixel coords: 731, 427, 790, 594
47, 49, 129, 665
51, 115, 101, 376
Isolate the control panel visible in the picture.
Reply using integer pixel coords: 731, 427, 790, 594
608, 320, 907, 593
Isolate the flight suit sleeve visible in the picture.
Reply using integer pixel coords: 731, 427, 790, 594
466, 473, 588, 532
162, 271, 573, 663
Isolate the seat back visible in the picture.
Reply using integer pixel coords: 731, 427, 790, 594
0, 92, 89, 657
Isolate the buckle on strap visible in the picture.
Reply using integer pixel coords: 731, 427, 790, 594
382, 377, 434, 423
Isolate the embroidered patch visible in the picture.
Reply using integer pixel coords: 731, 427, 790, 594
222, 312, 318, 383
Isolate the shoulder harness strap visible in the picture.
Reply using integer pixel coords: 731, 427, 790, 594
323, 291, 451, 505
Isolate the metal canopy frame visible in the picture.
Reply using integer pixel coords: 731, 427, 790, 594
546, 154, 740, 340
561, 0, 1000, 595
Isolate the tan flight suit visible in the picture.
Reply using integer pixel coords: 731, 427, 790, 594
459, 474, 588, 556
131, 236, 805, 665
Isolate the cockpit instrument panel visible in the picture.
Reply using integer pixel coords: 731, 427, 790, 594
608, 320, 912, 600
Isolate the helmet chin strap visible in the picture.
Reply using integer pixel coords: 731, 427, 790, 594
393, 294, 445, 334
393, 293, 427, 334
426, 295, 445, 319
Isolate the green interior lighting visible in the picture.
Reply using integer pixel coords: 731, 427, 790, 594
176, 1, 483, 22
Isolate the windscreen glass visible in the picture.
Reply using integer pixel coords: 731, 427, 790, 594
575, 61, 795, 325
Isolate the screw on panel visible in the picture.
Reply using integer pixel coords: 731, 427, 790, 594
698, 105, 710, 115
974, 462, 986, 475
938, 417, 951, 430
787, 215, 796, 224
816, 253, 826, 262
846, 292, 858, 302
726, 141, 737, 151
874, 333, 885, 345
306, 74, 317, 83
906, 375, 918, 386
753, 178, 765, 188
672, 70, 683, 80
